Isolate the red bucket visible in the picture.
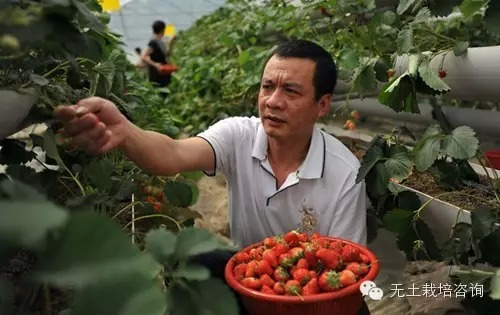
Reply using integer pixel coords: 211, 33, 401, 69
486, 150, 500, 170
225, 237, 380, 315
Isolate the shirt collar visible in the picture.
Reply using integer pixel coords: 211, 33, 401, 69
251, 123, 326, 179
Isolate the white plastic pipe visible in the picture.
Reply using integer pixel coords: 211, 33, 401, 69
0, 89, 36, 140
394, 46, 500, 102
330, 97, 500, 138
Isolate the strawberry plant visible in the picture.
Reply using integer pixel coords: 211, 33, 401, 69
164, 0, 500, 134
0, 0, 234, 313
0, 179, 239, 315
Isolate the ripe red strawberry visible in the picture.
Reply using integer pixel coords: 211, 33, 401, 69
256, 260, 273, 276
234, 252, 251, 264
260, 274, 276, 288
279, 253, 294, 268
292, 268, 311, 285
261, 285, 275, 294
311, 232, 321, 240
302, 278, 319, 295
360, 254, 370, 264
273, 243, 289, 256
316, 248, 340, 269
339, 270, 357, 287
296, 258, 309, 270
346, 262, 369, 277
263, 237, 277, 248
309, 270, 317, 279
273, 282, 286, 295
314, 238, 330, 249
284, 231, 300, 247
242, 277, 261, 290
439, 69, 447, 78
297, 233, 308, 243
318, 270, 341, 292
234, 263, 247, 280
341, 245, 361, 263
304, 243, 319, 268
245, 260, 258, 278
329, 240, 343, 252
262, 249, 279, 268
285, 280, 302, 296
249, 248, 261, 260
273, 267, 290, 282
289, 247, 305, 262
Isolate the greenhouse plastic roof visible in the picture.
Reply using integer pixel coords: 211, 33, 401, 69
108, 0, 226, 58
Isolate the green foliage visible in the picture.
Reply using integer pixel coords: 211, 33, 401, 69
0, 179, 239, 315
164, 0, 499, 135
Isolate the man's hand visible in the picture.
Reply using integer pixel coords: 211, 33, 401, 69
54, 97, 130, 155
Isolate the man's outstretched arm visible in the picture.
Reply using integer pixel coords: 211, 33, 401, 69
54, 97, 215, 176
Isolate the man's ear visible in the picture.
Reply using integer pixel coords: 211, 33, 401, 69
317, 94, 331, 119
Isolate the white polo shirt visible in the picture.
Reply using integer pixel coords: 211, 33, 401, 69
197, 116, 367, 248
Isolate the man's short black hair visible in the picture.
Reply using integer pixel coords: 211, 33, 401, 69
268, 39, 337, 100
152, 20, 166, 34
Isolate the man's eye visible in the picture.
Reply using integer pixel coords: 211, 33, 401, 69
261, 85, 272, 90
286, 88, 298, 94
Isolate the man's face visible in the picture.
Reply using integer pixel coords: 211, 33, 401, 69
258, 55, 330, 140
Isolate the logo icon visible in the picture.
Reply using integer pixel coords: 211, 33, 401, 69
360, 280, 384, 300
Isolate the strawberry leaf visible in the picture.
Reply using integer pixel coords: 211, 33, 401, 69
415, 136, 441, 172
174, 227, 222, 260
339, 49, 360, 69
383, 209, 414, 234
353, 63, 377, 93
164, 180, 199, 207
413, 126, 443, 172
397, 28, 413, 54
70, 272, 166, 315
173, 264, 211, 281
356, 145, 384, 184
0, 200, 68, 249
471, 207, 496, 241
379, 73, 419, 113
453, 41, 469, 57
397, 0, 417, 15
145, 228, 177, 265
32, 212, 159, 288
460, 0, 489, 18
417, 58, 451, 93
442, 126, 479, 159
84, 158, 115, 191
382, 146, 413, 183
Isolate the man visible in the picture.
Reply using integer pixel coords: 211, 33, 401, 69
140, 20, 176, 89
54, 39, 369, 314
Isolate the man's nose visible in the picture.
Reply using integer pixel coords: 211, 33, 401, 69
265, 88, 285, 109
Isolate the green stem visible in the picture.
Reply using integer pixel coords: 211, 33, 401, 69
111, 201, 142, 220
58, 178, 76, 197
43, 61, 69, 78
43, 284, 51, 315
417, 27, 457, 44
122, 214, 182, 231
63, 163, 86, 196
